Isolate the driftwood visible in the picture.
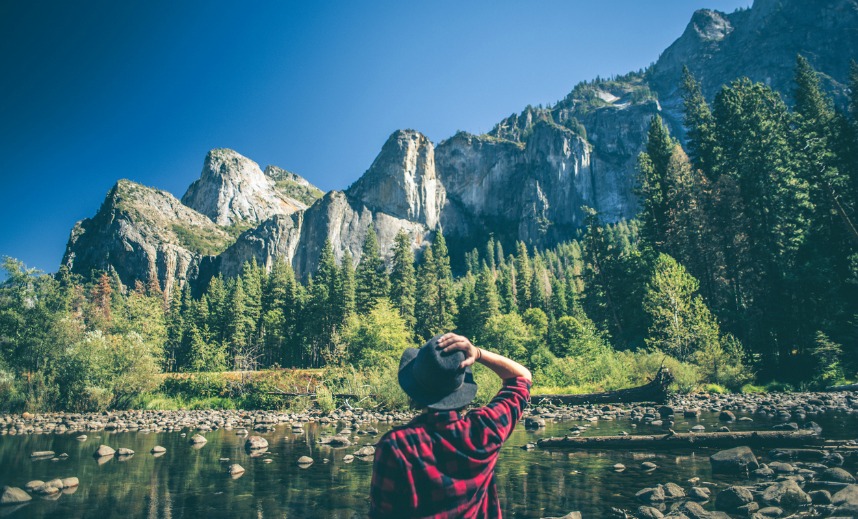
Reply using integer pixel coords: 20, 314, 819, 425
531, 367, 675, 405
825, 383, 858, 392
537, 429, 821, 450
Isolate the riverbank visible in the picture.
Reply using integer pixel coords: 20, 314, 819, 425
2, 389, 856, 437
0, 390, 857, 517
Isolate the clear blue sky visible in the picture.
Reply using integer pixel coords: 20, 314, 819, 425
0, 0, 752, 275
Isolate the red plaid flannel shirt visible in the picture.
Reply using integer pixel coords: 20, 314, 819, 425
369, 376, 531, 518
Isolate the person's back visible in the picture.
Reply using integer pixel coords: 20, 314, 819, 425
369, 333, 532, 519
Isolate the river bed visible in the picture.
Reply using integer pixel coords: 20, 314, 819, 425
1, 397, 857, 518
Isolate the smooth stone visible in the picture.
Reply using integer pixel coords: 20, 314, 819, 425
297, 456, 314, 465
715, 485, 754, 511
343, 454, 355, 463
228, 464, 245, 475
831, 485, 858, 514
821, 467, 856, 483
117, 448, 135, 456
61, 477, 79, 488
636, 506, 664, 519
245, 436, 269, 450
641, 461, 658, 471
689, 487, 711, 501
30, 451, 55, 459
761, 479, 811, 508
613, 463, 626, 472
662, 482, 684, 499
710, 446, 759, 474
809, 489, 832, 504
354, 446, 375, 457
189, 434, 207, 445
0, 486, 31, 505
24, 481, 44, 492
94, 445, 115, 457
636, 486, 665, 503
151, 446, 166, 454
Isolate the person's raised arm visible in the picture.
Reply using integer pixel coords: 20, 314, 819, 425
437, 333, 532, 383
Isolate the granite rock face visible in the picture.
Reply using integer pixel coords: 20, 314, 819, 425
62, 180, 231, 294
182, 148, 307, 227
62, 0, 858, 289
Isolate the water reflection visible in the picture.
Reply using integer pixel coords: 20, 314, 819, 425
0, 409, 854, 518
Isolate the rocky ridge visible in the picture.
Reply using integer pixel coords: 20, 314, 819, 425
62, 0, 858, 290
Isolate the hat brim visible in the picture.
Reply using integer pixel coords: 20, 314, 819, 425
398, 348, 478, 411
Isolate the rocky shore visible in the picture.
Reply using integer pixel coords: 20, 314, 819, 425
1, 390, 857, 517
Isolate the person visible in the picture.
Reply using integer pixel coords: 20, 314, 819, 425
369, 332, 532, 518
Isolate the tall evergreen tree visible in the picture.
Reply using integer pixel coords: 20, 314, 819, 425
681, 66, 719, 178
637, 115, 677, 251
514, 241, 532, 311
356, 226, 389, 313
389, 230, 416, 330
415, 246, 438, 340
431, 231, 457, 333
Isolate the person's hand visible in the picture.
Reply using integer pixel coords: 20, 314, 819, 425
437, 333, 480, 369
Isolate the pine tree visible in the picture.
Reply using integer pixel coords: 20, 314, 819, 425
389, 230, 416, 329
514, 241, 532, 311
356, 226, 389, 313
681, 66, 719, 178
431, 231, 457, 333
474, 266, 500, 339
338, 250, 357, 324
637, 115, 678, 251
497, 264, 517, 314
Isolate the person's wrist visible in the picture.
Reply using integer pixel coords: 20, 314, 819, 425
475, 347, 482, 362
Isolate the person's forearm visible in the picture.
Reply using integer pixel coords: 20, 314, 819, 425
475, 348, 532, 383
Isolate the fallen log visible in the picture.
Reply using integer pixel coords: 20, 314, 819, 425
537, 429, 821, 450
825, 383, 858, 392
531, 367, 674, 405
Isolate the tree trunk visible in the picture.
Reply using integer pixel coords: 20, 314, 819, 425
537, 429, 821, 450
531, 368, 674, 405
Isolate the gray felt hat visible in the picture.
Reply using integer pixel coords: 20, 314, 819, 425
398, 334, 478, 410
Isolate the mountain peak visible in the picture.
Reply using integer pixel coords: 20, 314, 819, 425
346, 129, 444, 228
181, 148, 304, 227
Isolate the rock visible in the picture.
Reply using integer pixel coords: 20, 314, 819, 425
690, 425, 705, 432
636, 486, 666, 503
297, 456, 314, 465
613, 463, 626, 472
663, 482, 685, 499
189, 434, 207, 445
761, 479, 811, 508
737, 501, 759, 515
117, 448, 135, 456
637, 506, 664, 519
689, 487, 711, 501
831, 485, 858, 515
327, 435, 351, 447
151, 446, 166, 454
24, 481, 44, 492
343, 455, 354, 463
75, 435, 87, 441
245, 436, 269, 450
0, 486, 31, 505
30, 451, 55, 459
715, 486, 754, 511
540, 513, 581, 519
94, 445, 115, 457
228, 464, 245, 475
821, 467, 856, 483
772, 422, 798, 431
641, 461, 658, 471
719, 410, 736, 421
710, 446, 759, 474
354, 446, 375, 457
61, 477, 79, 488
674, 500, 718, 519
809, 489, 832, 504
755, 506, 784, 517
767, 461, 794, 473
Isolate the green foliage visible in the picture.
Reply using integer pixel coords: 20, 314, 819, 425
341, 299, 415, 369
810, 331, 844, 387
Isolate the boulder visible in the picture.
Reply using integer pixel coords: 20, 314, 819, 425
151, 446, 166, 454
228, 464, 245, 475
297, 456, 314, 465
831, 485, 858, 515
61, 477, 79, 488
710, 446, 759, 474
636, 486, 666, 503
117, 448, 135, 456
761, 479, 811, 508
636, 506, 664, 519
354, 446, 376, 457
94, 445, 115, 457
0, 486, 31, 505
663, 482, 685, 499
715, 485, 754, 511
245, 436, 269, 450
820, 467, 855, 483
189, 434, 207, 445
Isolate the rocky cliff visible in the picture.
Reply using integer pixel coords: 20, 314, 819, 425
62, 0, 858, 290
181, 148, 309, 227
62, 180, 232, 294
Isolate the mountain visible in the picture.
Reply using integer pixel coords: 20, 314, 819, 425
62, 0, 858, 292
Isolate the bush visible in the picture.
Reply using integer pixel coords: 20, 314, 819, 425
341, 300, 415, 368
